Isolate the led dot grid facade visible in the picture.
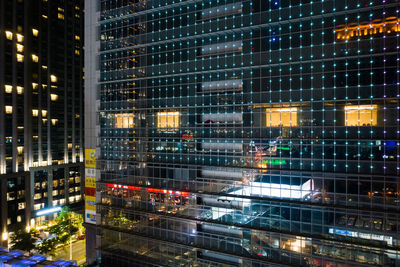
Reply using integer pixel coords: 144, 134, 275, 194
89, 0, 400, 266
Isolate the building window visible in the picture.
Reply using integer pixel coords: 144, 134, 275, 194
5, 85, 12, 93
16, 44, 24, 53
32, 109, 39, 117
345, 105, 378, 126
50, 75, 57, 83
18, 202, 25, 210
41, 110, 47, 117
5, 31, 13, 40
16, 86, 23, 94
16, 33, 23, 42
5, 106, 13, 114
51, 119, 58, 125
32, 54, 39, 63
58, 13, 64, 20
115, 113, 134, 128
16, 54, 24, 62
32, 28, 39, 37
266, 107, 298, 127
157, 112, 180, 131
17, 216, 21, 222
50, 94, 58, 101
17, 146, 24, 155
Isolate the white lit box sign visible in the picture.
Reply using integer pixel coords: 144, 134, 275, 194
329, 228, 393, 245
36, 206, 62, 216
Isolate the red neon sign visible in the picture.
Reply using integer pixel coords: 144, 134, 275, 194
106, 183, 189, 196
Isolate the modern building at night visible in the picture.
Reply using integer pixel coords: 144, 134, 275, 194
0, 0, 84, 246
86, 0, 400, 266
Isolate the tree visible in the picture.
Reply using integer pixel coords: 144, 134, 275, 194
36, 236, 58, 257
9, 226, 39, 253
50, 207, 83, 246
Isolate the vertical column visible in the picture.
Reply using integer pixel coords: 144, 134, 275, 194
0, 0, 5, 174
24, 0, 33, 171
64, 166, 69, 205
25, 172, 32, 228
47, 167, 53, 208
0, 177, 7, 247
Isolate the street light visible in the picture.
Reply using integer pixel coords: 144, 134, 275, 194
2, 231, 8, 241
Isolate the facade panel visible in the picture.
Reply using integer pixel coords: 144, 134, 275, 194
90, 0, 400, 266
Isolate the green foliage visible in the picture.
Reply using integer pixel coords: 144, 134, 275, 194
50, 207, 84, 246
36, 237, 58, 256
10, 227, 39, 253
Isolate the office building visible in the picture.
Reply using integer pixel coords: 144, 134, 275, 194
86, 0, 400, 266
0, 0, 84, 246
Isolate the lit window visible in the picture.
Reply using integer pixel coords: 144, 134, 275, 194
16, 44, 24, 53
42, 65, 47, 69
51, 119, 58, 125
5, 85, 12, 93
266, 107, 298, 127
5, 106, 13, 114
5, 31, 13, 40
50, 94, 58, 101
32, 83, 38, 89
75, 35, 80, 40
42, 118, 47, 124
41, 110, 47, 117
42, 15, 48, 19
16, 86, 23, 94
58, 13, 64, 20
115, 113, 134, 128
32, 54, 39, 63
345, 105, 378, 126
74, 49, 80, 55
157, 112, 180, 131
32, 28, 39, 37
32, 109, 39, 117
16, 33, 23, 42
50, 75, 57, 83
17, 146, 24, 155
16, 54, 24, 62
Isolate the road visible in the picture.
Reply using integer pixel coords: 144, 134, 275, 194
53, 239, 86, 265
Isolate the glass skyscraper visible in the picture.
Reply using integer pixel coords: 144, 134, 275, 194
86, 0, 400, 266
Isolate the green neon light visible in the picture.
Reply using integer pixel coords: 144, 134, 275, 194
262, 159, 286, 165
276, 146, 290, 151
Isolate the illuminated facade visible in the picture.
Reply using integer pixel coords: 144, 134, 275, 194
0, 0, 84, 245
87, 0, 400, 266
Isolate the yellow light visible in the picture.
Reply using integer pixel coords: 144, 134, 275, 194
58, 13, 64, 20
75, 35, 80, 40
17, 146, 24, 155
50, 75, 57, 83
16, 33, 24, 42
266, 107, 298, 127
5, 85, 12, 93
345, 105, 378, 126
32, 28, 39, 37
32, 109, 39, 117
32, 83, 38, 89
51, 119, 58, 125
2, 232, 8, 241
5, 106, 12, 114
16, 86, 24, 94
32, 54, 39, 63
17, 54, 24, 62
16, 44, 24, 53
5, 31, 13, 40
50, 94, 58, 101
41, 110, 47, 117
157, 112, 180, 131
